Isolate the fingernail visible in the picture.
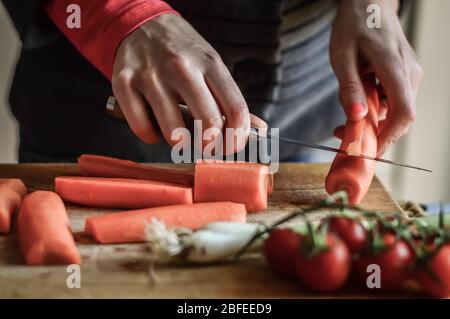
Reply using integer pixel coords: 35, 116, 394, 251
349, 103, 365, 120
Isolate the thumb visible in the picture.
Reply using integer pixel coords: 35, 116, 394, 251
335, 54, 368, 122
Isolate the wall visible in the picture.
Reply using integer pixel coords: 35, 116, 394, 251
0, 5, 19, 163
393, 0, 450, 202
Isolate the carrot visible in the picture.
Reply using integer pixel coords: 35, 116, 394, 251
55, 176, 193, 209
194, 161, 269, 212
17, 191, 81, 265
77, 154, 194, 186
325, 75, 379, 205
0, 179, 27, 234
85, 202, 246, 244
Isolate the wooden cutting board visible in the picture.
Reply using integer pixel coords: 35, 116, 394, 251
0, 163, 405, 298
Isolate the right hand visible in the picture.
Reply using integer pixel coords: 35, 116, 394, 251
112, 14, 251, 153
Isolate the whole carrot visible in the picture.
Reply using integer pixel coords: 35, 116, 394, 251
85, 201, 246, 244
78, 154, 194, 186
55, 176, 193, 209
17, 191, 81, 265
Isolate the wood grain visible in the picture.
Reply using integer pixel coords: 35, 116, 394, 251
0, 163, 406, 298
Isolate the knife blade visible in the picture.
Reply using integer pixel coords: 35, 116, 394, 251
255, 132, 432, 172
106, 96, 432, 173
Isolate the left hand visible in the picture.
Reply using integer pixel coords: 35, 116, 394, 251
330, 0, 422, 156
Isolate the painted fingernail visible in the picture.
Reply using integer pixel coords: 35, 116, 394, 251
349, 103, 365, 120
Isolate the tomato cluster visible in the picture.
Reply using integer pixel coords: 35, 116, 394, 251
263, 213, 450, 298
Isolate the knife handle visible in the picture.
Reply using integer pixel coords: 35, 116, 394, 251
106, 96, 195, 133
106, 96, 265, 138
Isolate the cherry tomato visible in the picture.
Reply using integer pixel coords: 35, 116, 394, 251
293, 234, 351, 293
354, 232, 415, 291
264, 228, 301, 277
415, 244, 450, 298
328, 216, 367, 254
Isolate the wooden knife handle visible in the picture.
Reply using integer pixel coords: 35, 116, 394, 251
105, 96, 266, 137
106, 96, 194, 132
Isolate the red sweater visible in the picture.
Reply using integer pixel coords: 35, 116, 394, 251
44, 0, 178, 80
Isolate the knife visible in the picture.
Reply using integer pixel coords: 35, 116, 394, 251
105, 96, 431, 173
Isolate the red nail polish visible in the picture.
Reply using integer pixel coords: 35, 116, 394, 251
349, 103, 365, 120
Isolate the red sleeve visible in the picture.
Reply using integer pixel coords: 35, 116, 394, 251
44, 0, 179, 80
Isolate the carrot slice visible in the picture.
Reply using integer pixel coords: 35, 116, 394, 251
194, 161, 268, 213
85, 202, 246, 244
0, 179, 27, 234
55, 176, 193, 209
77, 154, 194, 186
325, 75, 379, 205
17, 191, 81, 265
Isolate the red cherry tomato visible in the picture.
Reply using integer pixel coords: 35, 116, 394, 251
328, 216, 367, 254
293, 234, 351, 293
264, 228, 301, 277
354, 232, 415, 291
415, 244, 450, 298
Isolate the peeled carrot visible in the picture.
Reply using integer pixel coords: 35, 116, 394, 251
55, 176, 193, 209
194, 161, 269, 212
17, 191, 81, 265
78, 154, 194, 186
0, 179, 27, 234
85, 202, 246, 244
325, 75, 379, 205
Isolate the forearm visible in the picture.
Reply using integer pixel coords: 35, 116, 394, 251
44, 0, 179, 79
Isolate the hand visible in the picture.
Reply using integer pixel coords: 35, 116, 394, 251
112, 14, 251, 152
330, 0, 422, 156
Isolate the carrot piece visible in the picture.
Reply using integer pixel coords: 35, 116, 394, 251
85, 202, 246, 244
194, 161, 268, 212
17, 191, 81, 265
325, 75, 379, 205
0, 179, 27, 234
55, 176, 193, 209
77, 154, 194, 186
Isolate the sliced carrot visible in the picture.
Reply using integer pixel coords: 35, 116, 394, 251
17, 191, 81, 265
325, 74, 379, 205
85, 202, 246, 244
55, 176, 193, 209
194, 161, 268, 212
77, 154, 194, 186
0, 179, 27, 234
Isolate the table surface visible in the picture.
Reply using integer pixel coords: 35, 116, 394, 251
0, 163, 409, 298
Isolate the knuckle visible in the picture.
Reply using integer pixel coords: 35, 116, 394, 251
204, 49, 222, 67
380, 45, 402, 64
165, 54, 191, 73
203, 115, 224, 131
112, 70, 134, 92
411, 61, 423, 80
340, 80, 362, 96
227, 107, 247, 126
